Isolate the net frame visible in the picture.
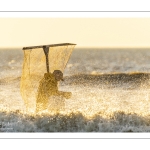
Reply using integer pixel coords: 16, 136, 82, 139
20, 43, 76, 112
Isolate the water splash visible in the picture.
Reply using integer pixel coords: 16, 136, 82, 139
1, 48, 150, 132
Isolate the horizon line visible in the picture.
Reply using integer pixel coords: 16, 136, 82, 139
1, 46, 150, 50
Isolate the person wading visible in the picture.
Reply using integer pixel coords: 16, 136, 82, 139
36, 70, 71, 113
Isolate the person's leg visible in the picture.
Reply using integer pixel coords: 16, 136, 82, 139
36, 95, 48, 113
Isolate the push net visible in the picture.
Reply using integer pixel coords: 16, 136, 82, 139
20, 43, 76, 112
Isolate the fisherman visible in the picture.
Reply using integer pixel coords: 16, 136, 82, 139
36, 70, 72, 113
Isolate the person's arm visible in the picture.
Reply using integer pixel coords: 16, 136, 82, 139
55, 91, 72, 99
49, 80, 72, 99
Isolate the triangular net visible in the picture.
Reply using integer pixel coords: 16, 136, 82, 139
20, 43, 76, 112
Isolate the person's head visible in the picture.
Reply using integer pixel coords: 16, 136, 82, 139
53, 70, 64, 81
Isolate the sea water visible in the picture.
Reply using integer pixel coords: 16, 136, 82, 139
1, 48, 150, 132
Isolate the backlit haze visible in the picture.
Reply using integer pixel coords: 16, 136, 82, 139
1, 17, 150, 133
1, 18, 150, 48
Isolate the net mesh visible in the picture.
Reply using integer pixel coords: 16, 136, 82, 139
20, 44, 76, 112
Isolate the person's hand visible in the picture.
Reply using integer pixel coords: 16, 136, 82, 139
64, 92, 72, 99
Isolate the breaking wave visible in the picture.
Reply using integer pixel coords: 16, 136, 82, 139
0, 110, 150, 132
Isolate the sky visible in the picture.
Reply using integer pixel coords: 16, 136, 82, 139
1, 17, 150, 48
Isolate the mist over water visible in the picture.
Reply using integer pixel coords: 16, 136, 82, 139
1, 48, 150, 132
